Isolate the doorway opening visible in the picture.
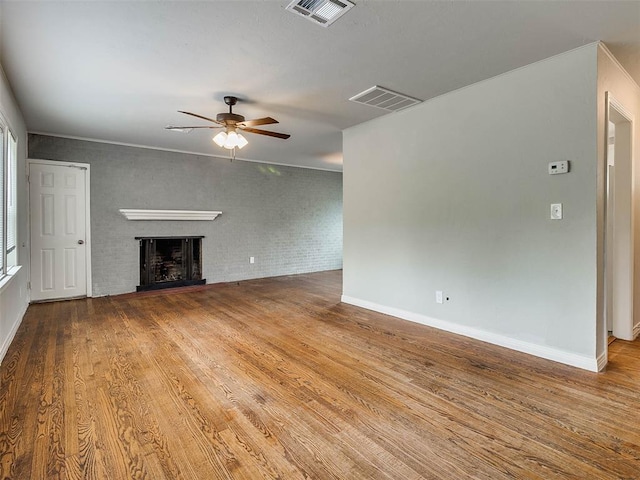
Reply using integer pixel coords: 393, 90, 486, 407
604, 93, 635, 345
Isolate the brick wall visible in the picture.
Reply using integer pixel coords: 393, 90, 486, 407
29, 134, 343, 296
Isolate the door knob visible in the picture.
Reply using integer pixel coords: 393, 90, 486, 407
78, 239, 85, 245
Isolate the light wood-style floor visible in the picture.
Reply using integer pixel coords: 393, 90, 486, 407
1, 270, 639, 479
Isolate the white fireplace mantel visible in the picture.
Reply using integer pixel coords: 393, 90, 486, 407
119, 209, 222, 221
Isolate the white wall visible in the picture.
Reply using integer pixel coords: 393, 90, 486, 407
0, 62, 29, 363
596, 44, 640, 357
343, 44, 600, 370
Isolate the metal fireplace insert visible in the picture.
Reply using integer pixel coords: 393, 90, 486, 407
136, 236, 205, 291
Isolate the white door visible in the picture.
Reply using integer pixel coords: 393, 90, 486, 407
30, 161, 89, 301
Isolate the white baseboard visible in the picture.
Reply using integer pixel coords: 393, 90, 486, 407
341, 295, 599, 372
0, 300, 28, 364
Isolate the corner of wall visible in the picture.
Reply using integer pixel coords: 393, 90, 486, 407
596, 42, 640, 363
598, 43, 640, 92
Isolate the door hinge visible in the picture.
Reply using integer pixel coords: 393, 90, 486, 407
26, 174, 29, 183
27, 281, 31, 289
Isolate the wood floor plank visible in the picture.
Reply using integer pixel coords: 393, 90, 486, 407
1, 270, 640, 479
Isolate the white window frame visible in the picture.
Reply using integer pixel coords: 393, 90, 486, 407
7, 131, 17, 268
0, 110, 18, 279
0, 122, 5, 274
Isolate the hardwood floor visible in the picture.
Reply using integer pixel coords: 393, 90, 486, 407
1, 270, 639, 479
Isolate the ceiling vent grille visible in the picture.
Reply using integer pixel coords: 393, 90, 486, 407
286, 0, 354, 27
349, 86, 422, 112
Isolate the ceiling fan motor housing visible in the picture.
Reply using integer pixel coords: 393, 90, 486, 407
216, 112, 245, 124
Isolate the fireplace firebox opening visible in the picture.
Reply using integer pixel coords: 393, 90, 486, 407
137, 236, 205, 291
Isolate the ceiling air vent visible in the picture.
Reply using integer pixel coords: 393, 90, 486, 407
349, 85, 422, 112
286, 0, 355, 27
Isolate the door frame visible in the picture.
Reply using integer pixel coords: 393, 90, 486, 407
603, 93, 635, 347
27, 159, 92, 299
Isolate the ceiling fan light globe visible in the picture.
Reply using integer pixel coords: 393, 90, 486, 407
224, 130, 239, 149
227, 130, 238, 143
236, 133, 248, 149
213, 131, 227, 147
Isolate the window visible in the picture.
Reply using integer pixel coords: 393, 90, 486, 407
7, 132, 17, 267
0, 125, 4, 272
0, 113, 18, 277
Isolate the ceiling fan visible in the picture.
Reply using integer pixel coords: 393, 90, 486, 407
166, 96, 290, 151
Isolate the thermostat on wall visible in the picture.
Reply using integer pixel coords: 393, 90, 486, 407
548, 160, 569, 175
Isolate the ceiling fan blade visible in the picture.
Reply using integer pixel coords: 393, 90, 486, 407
241, 126, 291, 139
165, 125, 222, 130
237, 117, 278, 128
178, 110, 223, 125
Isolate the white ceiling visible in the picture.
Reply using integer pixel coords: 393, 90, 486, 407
1, 1, 638, 171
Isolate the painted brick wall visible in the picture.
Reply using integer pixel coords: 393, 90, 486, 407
29, 134, 343, 296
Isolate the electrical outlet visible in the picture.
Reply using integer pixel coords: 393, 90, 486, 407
548, 160, 569, 175
250, 256, 255, 264
436, 291, 443, 304
550, 203, 563, 220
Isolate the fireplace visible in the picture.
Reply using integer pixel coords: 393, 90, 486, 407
136, 236, 205, 291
